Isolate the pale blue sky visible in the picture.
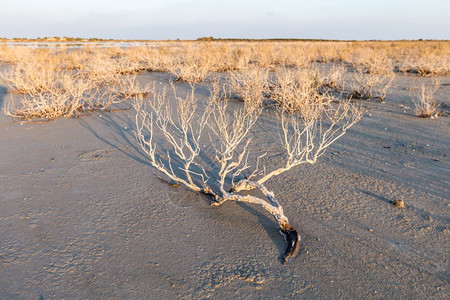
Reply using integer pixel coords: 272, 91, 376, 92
1, 0, 449, 40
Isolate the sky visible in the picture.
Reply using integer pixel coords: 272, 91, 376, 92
1, 0, 449, 40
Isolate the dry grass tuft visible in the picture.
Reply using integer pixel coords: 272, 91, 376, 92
412, 80, 441, 118
1, 48, 147, 120
1, 40, 449, 121
229, 68, 269, 108
316, 63, 347, 91
392, 199, 405, 208
269, 67, 326, 112
349, 68, 395, 101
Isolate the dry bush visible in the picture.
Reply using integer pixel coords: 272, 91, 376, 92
286, 43, 317, 67
134, 80, 361, 263
203, 43, 252, 72
349, 68, 395, 101
315, 63, 347, 91
123, 41, 449, 78
0, 45, 36, 65
237, 98, 361, 192
246, 43, 316, 69
269, 67, 326, 112
351, 48, 394, 75
1, 59, 62, 94
248, 43, 278, 68
229, 67, 269, 107
1, 47, 146, 120
4, 72, 96, 119
164, 54, 212, 83
355, 41, 450, 77
397, 52, 450, 76
163, 44, 214, 83
301, 41, 450, 77
58, 49, 91, 71
314, 42, 349, 63
161, 42, 253, 77
3, 72, 146, 120
76, 51, 141, 85
412, 80, 441, 118
3, 72, 139, 120
390, 41, 449, 76
112, 75, 150, 99
120, 45, 174, 73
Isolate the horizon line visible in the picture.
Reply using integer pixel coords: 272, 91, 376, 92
1, 37, 449, 42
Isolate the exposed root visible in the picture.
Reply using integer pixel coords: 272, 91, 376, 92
280, 224, 300, 265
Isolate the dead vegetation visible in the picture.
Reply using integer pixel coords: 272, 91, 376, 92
316, 63, 346, 91
1, 40, 445, 122
392, 199, 405, 208
1, 49, 148, 120
268, 68, 325, 111
412, 80, 441, 118
134, 75, 361, 264
229, 67, 269, 106
348, 69, 395, 101
0, 39, 446, 263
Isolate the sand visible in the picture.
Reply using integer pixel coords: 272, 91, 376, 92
0, 71, 449, 299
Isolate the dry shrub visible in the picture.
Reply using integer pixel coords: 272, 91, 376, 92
166, 59, 211, 83
349, 68, 395, 101
76, 51, 143, 85
165, 54, 211, 83
391, 41, 449, 76
162, 42, 253, 82
4, 72, 97, 119
1, 47, 147, 120
134, 80, 361, 263
245, 43, 317, 69
250, 43, 285, 68
351, 48, 394, 75
205, 43, 252, 72
315, 63, 347, 91
112, 75, 150, 99
229, 68, 269, 108
412, 80, 441, 118
3, 72, 143, 120
3, 40, 448, 122
0, 45, 36, 65
1, 59, 62, 94
269, 68, 325, 112
163, 44, 215, 83
331, 41, 450, 77
314, 42, 349, 63
120, 45, 175, 73
3, 40, 450, 77
398, 52, 450, 76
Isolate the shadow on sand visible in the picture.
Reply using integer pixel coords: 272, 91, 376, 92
0, 85, 7, 111
79, 108, 296, 263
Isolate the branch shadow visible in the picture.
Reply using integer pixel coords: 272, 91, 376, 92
236, 202, 288, 262
358, 189, 392, 204
358, 189, 450, 224
0, 85, 7, 110
80, 108, 294, 262
78, 104, 224, 191
78, 108, 151, 167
